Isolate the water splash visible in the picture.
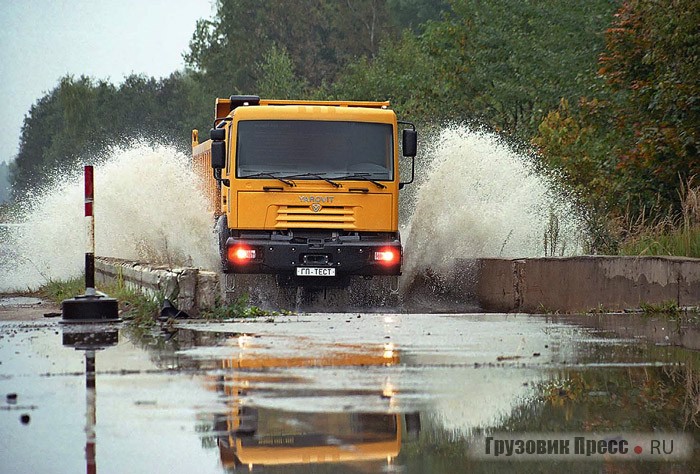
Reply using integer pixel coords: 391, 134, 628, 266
1, 127, 585, 295
0, 144, 218, 292
402, 125, 585, 283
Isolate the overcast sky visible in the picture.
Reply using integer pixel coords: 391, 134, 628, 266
0, 0, 214, 164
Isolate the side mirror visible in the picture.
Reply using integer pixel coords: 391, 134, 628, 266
402, 129, 417, 157
210, 128, 226, 170
399, 124, 417, 189
210, 128, 225, 141
211, 141, 226, 169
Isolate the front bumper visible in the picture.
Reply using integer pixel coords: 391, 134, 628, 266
223, 233, 402, 277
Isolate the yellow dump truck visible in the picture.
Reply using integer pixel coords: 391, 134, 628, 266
192, 95, 417, 288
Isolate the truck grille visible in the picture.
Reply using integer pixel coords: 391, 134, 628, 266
276, 205, 356, 229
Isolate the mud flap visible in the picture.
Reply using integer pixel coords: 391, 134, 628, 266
224, 273, 236, 293
390, 276, 400, 295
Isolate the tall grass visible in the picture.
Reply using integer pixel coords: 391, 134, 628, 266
40, 276, 86, 302
619, 178, 700, 258
620, 226, 700, 257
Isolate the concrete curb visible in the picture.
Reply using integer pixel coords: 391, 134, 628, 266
95, 257, 220, 315
472, 256, 700, 313
95, 255, 700, 314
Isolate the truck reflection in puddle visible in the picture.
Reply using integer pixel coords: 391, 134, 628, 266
178, 329, 422, 470
139, 329, 420, 472
215, 410, 407, 469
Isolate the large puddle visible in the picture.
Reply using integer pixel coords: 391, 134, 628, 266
1, 313, 699, 472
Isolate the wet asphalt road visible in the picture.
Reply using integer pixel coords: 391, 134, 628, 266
1, 297, 699, 473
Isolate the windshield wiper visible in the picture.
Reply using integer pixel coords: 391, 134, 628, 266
333, 173, 387, 189
240, 172, 295, 187
282, 172, 341, 188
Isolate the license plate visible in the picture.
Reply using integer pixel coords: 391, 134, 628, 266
296, 267, 336, 277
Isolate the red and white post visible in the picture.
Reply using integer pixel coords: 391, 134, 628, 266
61, 165, 119, 323
84, 165, 96, 296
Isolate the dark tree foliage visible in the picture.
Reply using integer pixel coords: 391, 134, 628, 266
599, 0, 699, 215
534, 0, 699, 222
184, 0, 406, 95
11, 76, 103, 192
424, 0, 613, 137
387, 0, 449, 32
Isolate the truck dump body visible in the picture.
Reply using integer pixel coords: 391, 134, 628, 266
193, 96, 416, 286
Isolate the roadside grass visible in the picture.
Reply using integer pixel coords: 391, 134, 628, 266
40, 277, 85, 303
203, 298, 268, 319
39, 275, 161, 327
618, 180, 699, 258
38, 276, 286, 326
619, 225, 700, 258
639, 300, 700, 324
639, 300, 682, 317
202, 294, 291, 320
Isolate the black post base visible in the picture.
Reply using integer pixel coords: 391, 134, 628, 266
61, 294, 121, 324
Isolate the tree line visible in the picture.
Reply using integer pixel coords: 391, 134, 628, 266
7, 0, 698, 251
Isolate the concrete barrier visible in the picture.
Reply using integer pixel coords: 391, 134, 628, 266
472, 256, 700, 313
95, 257, 220, 315
95, 255, 700, 314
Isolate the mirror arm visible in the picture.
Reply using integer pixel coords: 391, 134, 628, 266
398, 120, 416, 131
213, 168, 230, 187
398, 121, 417, 188
399, 156, 415, 189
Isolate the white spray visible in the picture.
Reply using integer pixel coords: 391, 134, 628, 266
0, 144, 218, 292
402, 125, 585, 283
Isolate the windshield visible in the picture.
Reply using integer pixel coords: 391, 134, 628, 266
236, 120, 393, 180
